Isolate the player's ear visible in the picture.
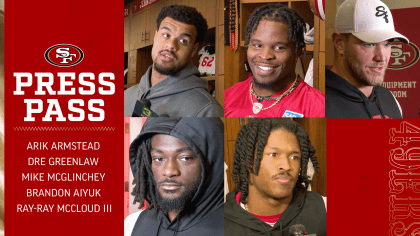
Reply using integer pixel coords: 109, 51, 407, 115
295, 47, 302, 64
191, 43, 199, 59
153, 31, 158, 43
333, 32, 345, 56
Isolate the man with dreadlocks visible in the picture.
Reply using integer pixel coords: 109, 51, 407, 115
224, 118, 326, 235
224, 3, 324, 118
124, 117, 224, 236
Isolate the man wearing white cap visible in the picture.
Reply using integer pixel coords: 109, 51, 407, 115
326, 0, 408, 118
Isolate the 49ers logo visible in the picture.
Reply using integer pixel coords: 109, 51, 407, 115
389, 42, 419, 70
44, 44, 84, 67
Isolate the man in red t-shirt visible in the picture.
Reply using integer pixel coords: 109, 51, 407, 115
224, 118, 326, 236
224, 3, 324, 117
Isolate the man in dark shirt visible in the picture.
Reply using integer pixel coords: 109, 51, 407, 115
224, 119, 326, 236
125, 118, 224, 236
326, 0, 408, 118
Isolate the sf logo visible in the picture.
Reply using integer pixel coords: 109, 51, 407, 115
45, 44, 84, 67
389, 42, 420, 70
56, 47, 76, 64
375, 6, 389, 23
391, 44, 410, 66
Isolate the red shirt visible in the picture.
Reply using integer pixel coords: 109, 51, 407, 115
224, 77, 325, 117
235, 192, 281, 225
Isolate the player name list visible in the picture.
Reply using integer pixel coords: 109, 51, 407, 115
17, 141, 112, 213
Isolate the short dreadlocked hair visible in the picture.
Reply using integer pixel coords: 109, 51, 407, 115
244, 3, 306, 53
232, 118, 320, 205
131, 135, 161, 211
157, 5, 208, 44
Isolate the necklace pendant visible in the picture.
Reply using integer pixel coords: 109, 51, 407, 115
253, 103, 263, 114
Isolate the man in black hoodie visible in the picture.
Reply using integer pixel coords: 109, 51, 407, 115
125, 117, 224, 236
224, 119, 326, 236
124, 5, 223, 117
326, 0, 408, 118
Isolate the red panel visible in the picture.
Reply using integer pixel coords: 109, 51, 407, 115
4, 0, 123, 235
328, 119, 420, 235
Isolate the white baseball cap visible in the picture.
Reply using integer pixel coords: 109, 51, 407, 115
335, 0, 409, 44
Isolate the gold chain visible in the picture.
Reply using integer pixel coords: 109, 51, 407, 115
250, 76, 300, 112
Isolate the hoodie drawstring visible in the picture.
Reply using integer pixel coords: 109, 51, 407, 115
156, 220, 162, 236
172, 218, 181, 236
140, 89, 150, 100
280, 222, 283, 236
260, 222, 271, 236
363, 89, 386, 119
374, 90, 386, 119
362, 100, 373, 118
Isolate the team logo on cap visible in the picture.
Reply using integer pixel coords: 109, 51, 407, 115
389, 42, 419, 70
375, 6, 389, 23
45, 44, 84, 67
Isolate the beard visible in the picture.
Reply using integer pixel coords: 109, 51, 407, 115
344, 53, 386, 86
252, 75, 278, 90
153, 50, 186, 76
249, 59, 297, 92
153, 60, 181, 76
155, 176, 202, 214
249, 170, 298, 202
250, 60, 284, 90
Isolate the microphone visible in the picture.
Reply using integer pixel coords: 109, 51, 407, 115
289, 224, 316, 236
131, 99, 159, 117
289, 224, 306, 235
140, 98, 151, 108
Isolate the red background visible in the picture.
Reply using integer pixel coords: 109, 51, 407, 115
4, 0, 123, 235
387, 8, 420, 118
327, 119, 420, 235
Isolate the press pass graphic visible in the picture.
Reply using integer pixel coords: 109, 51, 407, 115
13, 44, 115, 122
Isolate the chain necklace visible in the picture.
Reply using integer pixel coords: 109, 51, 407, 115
250, 76, 300, 114
251, 92, 275, 102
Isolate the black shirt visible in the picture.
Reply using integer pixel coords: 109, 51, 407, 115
326, 67, 402, 118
